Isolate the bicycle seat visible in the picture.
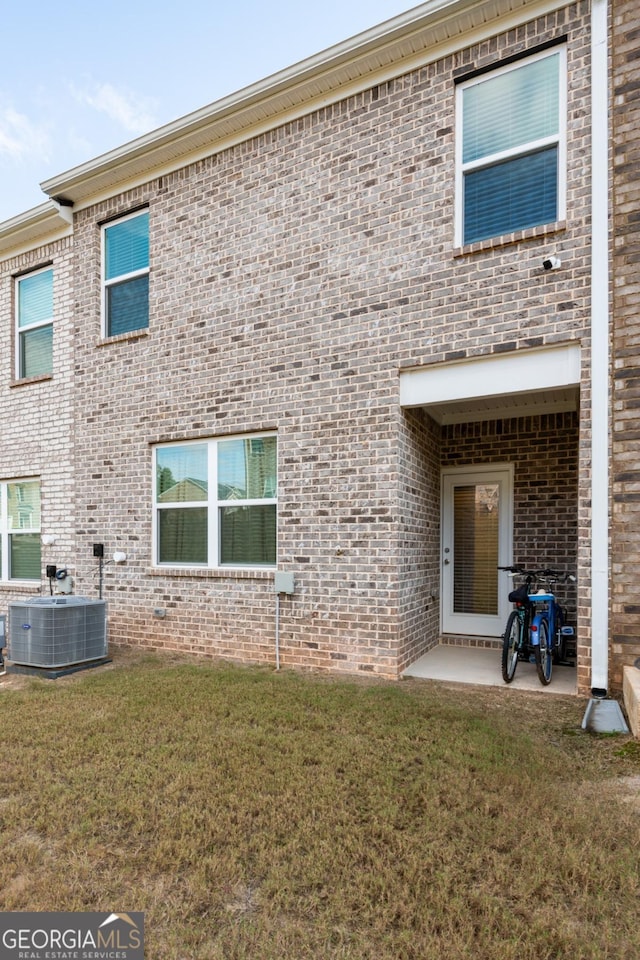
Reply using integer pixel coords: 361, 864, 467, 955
508, 584, 530, 604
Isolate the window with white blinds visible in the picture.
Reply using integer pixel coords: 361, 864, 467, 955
154, 435, 277, 568
0, 480, 41, 581
16, 267, 53, 378
452, 484, 499, 616
102, 209, 149, 337
457, 47, 566, 245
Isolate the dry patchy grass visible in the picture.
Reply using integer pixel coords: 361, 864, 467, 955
0, 650, 638, 959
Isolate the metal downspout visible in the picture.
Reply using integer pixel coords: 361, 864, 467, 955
589, 0, 610, 697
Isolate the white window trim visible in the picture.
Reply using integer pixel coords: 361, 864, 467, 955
15, 266, 53, 380
0, 478, 41, 583
152, 432, 278, 570
101, 209, 150, 338
455, 46, 567, 247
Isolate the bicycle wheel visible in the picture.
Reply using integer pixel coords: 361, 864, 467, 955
535, 618, 552, 685
502, 611, 521, 683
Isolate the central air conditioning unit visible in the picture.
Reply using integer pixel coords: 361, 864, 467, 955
9, 596, 107, 669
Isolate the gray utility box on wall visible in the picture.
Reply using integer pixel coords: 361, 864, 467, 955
9, 596, 107, 669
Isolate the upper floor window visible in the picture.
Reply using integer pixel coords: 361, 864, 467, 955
0, 479, 41, 581
154, 435, 277, 569
16, 267, 53, 378
102, 209, 149, 337
456, 47, 566, 246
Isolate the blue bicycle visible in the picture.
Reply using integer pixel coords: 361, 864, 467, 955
498, 566, 575, 686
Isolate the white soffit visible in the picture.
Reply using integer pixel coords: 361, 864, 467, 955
40, 0, 565, 211
399, 344, 581, 424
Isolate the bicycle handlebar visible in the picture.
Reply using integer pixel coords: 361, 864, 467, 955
497, 565, 576, 583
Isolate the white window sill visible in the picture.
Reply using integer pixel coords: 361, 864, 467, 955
0, 580, 43, 590
148, 566, 275, 580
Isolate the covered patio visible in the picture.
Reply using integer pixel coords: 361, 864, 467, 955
398, 343, 585, 693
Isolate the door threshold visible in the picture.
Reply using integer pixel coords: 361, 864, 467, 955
440, 634, 501, 650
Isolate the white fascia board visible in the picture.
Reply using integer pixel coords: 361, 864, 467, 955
0, 201, 73, 262
399, 343, 581, 408
40, 0, 568, 212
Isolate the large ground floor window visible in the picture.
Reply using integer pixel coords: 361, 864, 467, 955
154, 434, 277, 568
0, 479, 41, 581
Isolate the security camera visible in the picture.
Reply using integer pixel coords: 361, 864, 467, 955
542, 255, 561, 271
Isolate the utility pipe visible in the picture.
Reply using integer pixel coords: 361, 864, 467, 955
275, 593, 281, 671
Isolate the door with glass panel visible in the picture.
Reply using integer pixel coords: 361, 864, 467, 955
441, 467, 513, 636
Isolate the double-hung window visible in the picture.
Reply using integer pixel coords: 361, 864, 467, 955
457, 47, 566, 246
154, 435, 277, 568
16, 267, 53, 378
0, 480, 41, 581
102, 209, 149, 337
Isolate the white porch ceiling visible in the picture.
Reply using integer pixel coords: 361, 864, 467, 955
399, 343, 581, 425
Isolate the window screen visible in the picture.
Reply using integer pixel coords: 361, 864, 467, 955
460, 50, 562, 244
104, 211, 149, 336
17, 268, 53, 378
155, 436, 277, 568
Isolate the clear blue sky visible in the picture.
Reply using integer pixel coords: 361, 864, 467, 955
0, 0, 416, 223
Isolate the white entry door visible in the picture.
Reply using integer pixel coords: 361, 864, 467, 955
441, 466, 513, 636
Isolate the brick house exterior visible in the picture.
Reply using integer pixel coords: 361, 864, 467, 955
0, 0, 636, 696
0, 207, 75, 609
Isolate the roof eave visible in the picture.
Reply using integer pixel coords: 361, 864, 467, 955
40, 0, 565, 211
0, 201, 73, 262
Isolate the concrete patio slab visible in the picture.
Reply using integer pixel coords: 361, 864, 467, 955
403, 644, 577, 695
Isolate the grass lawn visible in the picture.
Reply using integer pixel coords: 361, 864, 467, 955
0, 650, 639, 959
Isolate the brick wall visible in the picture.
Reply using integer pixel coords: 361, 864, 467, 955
398, 409, 441, 670
611, 0, 640, 689
0, 235, 76, 611
58, 3, 593, 678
